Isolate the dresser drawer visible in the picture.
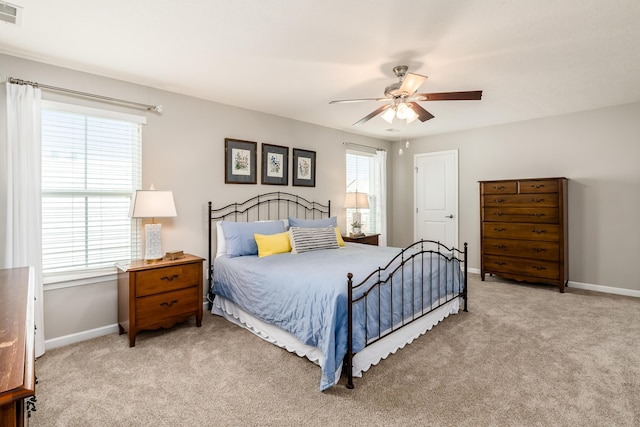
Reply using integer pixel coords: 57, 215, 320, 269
481, 181, 517, 194
483, 207, 558, 223
483, 222, 560, 241
483, 193, 558, 207
136, 287, 199, 327
519, 179, 559, 194
483, 254, 559, 280
483, 238, 559, 261
135, 263, 200, 297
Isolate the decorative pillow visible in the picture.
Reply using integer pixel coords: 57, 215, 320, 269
335, 227, 345, 247
289, 226, 340, 254
220, 220, 286, 257
288, 216, 337, 229
254, 231, 291, 258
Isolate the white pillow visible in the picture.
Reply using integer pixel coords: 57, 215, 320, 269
216, 221, 226, 258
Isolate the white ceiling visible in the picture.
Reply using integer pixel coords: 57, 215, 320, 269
2, 0, 640, 140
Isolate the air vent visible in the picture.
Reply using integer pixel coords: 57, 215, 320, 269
0, 1, 23, 25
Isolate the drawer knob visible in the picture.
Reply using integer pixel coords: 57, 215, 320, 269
531, 184, 545, 189
160, 299, 179, 307
531, 229, 546, 234
493, 185, 505, 190
531, 213, 546, 217
161, 274, 179, 282
531, 198, 545, 203
494, 261, 506, 266
532, 248, 547, 253
493, 198, 505, 203
532, 266, 547, 271
494, 244, 507, 249
494, 227, 506, 232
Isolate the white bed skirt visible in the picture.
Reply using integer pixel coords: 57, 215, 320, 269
211, 295, 461, 387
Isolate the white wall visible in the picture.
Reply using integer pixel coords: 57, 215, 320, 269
391, 102, 640, 293
0, 53, 390, 344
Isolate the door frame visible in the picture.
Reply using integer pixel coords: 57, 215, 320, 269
413, 149, 459, 248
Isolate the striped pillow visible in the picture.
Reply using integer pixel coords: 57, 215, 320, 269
289, 226, 340, 253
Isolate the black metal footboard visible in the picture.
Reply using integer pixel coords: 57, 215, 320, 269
345, 240, 468, 389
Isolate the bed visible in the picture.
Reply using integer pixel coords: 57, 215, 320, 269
208, 192, 467, 390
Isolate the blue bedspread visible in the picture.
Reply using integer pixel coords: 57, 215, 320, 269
213, 243, 462, 391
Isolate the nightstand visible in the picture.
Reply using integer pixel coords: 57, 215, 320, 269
116, 254, 205, 347
342, 233, 380, 246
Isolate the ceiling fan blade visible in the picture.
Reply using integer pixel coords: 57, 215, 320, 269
415, 90, 483, 101
329, 97, 388, 104
398, 72, 427, 97
354, 104, 392, 125
408, 102, 435, 122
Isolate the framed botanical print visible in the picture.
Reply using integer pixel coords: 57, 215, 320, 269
225, 138, 257, 184
292, 148, 316, 187
261, 143, 288, 185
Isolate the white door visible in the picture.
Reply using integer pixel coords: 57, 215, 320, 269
414, 150, 458, 249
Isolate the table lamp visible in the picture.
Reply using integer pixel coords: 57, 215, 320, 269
344, 191, 369, 236
130, 187, 177, 261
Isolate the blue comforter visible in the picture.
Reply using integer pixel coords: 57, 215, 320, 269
213, 243, 461, 391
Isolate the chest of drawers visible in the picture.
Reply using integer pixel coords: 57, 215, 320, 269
480, 178, 568, 292
117, 254, 204, 347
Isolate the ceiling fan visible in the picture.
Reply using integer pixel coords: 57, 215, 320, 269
329, 65, 483, 125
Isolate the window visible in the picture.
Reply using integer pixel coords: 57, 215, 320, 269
41, 102, 143, 281
345, 150, 376, 234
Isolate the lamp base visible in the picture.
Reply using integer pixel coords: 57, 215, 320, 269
144, 223, 164, 261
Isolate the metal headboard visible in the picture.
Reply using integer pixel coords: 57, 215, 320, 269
207, 191, 331, 306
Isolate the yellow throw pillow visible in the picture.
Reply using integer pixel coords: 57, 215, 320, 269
335, 227, 345, 247
254, 231, 292, 257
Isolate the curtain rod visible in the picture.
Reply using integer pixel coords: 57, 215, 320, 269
342, 141, 386, 152
6, 77, 163, 113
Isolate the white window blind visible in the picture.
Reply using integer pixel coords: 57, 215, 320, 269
346, 150, 376, 234
41, 102, 143, 279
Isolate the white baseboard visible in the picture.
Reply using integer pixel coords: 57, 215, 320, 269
466, 267, 639, 298
567, 280, 640, 298
44, 323, 119, 351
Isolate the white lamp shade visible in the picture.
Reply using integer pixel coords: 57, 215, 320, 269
344, 191, 370, 209
130, 190, 177, 218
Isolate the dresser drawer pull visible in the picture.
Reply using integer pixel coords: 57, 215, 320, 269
493, 198, 505, 203
532, 248, 547, 253
160, 299, 179, 307
530, 198, 545, 203
494, 261, 507, 266
531, 229, 546, 234
530, 184, 545, 189
160, 274, 180, 282
531, 213, 546, 217
494, 244, 507, 249
492, 185, 506, 190
494, 227, 506, 232
532, 266, 547, 271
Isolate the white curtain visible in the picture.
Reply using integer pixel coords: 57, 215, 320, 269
374, 149, 387, 246
3, 82, 45, 357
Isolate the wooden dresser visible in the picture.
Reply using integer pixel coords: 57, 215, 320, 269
342, 234, 380, 246
480, 177, 568, 292
117, 254, 204, 347
0, 267, 36, 427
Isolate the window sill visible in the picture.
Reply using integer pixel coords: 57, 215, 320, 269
44, 269, 117, 291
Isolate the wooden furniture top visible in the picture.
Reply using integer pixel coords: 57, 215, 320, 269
116, 254, 205, 272
0, 266, 35, 406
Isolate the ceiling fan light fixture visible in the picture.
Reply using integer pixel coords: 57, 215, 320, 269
396, 102, 412, 120
381, 107, 396, 124
405, 109, 419, 123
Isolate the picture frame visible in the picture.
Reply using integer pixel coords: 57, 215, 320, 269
225, 138, 257, 184
292, 148, 316, 187
261, 143, 289, 186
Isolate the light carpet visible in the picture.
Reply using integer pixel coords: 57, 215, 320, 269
30, 274, 640, 426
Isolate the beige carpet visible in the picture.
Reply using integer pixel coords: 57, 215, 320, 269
30, 274, 640, 426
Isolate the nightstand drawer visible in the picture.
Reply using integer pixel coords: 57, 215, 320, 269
135, 264, 200, 297
136, 287, 199, 327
